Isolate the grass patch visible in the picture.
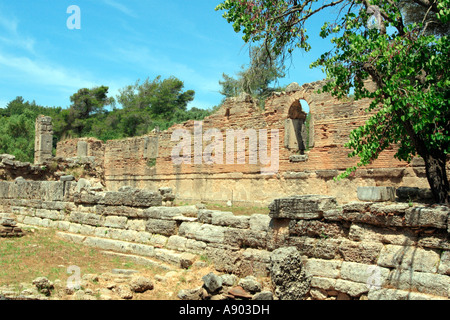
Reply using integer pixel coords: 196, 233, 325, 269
0, 227, 217, 300
0, 228, 158, 287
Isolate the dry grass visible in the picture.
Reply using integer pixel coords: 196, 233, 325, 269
0, 227, 214, 300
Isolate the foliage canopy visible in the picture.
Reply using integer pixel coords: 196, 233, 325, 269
216, 0, 450, 203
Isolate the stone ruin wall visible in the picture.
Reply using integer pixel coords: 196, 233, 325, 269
2, 79, 448, 300
0, 179, 448, 300
56, 80, 434, 205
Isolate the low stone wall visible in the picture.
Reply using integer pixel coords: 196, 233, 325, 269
269, 195, 450, 300
0, 179, 448, 300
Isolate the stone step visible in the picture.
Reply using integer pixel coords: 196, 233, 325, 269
101, 251, 175, 272
55, 231, 196, 270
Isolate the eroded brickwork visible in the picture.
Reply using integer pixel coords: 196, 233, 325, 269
55, 80, 436, 204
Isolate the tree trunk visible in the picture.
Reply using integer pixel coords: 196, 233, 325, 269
422, 152, 449, 204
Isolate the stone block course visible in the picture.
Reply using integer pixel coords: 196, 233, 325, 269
2, 185, 449, 300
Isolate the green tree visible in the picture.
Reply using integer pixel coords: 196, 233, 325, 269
62, 86, 114, 137
216, 0, 450, 203
0, 108, 36, 162
117, 76, 195, 119
219, 44, 286, 106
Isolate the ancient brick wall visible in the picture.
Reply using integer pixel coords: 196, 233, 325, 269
54, 80, 439, 204
56, 137, 105, 160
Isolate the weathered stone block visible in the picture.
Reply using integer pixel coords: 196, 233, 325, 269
41, 182, 65, 202
396, 186, 433, 201
270, 247, 311, 300
104, 216, 128, 229
378, 245, 441, 273
0, 181, 10, 199
339, 210, 405, 227
323, 208, 344, 221
369, 202, 411, 215
289, 219, 348, 239
357, 187, 395, 202
310, 277, 336, 291
341, 261, 390, 286
167, 235, 188, 251
95, 205, 143, 218
335, 279, 369, 297
223, 228, 268, 249
197, 209, 221, 224
211, 211, 249, 229
185, 238, 207, 254
176, 205, 198, 217
34, 209, 61, 221
178, 221, 226, 244
81, 188, 162, 207
405, 206, 449, 229
69, 212, 102, 226
205, 247, 241, 274
289, 236, 340, 260
77, 141, 88, 157
143, 207, 181, 220
249, 214, 271, 232
289, 155, 308, 163
438, 251, 450, 275
368, 288, 447, 300
269, 195, 337, 220
145, 218, 177, 236
304, 258, 342, 279
342, 201, 373, 213
418, 233, 450, 250
387, 269, 450, 297
348, 223, 417, 245
338, 240, 383, 264
126, 219, 146, 231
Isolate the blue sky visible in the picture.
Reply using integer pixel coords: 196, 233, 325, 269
0, 1, 334, 111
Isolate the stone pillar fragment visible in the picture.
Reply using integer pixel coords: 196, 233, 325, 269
34, 115, 53, 164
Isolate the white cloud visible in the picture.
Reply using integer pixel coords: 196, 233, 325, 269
111, 45, 222, 96
0, 52, 98, 90
102, 0, 137, 18
0, 14, 18, 34
0, 12, 35, 53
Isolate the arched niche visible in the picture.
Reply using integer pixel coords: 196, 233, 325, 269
284, 99, 309, 154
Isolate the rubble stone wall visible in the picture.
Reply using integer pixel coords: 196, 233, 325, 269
0, 179, 448, 300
